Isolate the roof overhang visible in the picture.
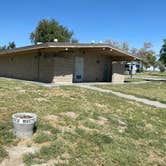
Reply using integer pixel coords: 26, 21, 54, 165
0, 42, 141, 61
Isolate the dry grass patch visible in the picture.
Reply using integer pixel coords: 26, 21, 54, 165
60, 111, 78, 119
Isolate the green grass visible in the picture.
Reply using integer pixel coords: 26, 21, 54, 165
33, 132, 52, 144
23, 140, 68, 165
0, 122, 16, 145
96, 81, 166, 104
0, 78, 166, 165
124, 77, 145, 82
0, 146, 8, 163
136, 71, 166, 78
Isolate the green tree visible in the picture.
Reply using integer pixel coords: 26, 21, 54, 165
138, 42, 156, 70
130, 47, 139, 56
158, 61, 165, 72
159, 39, 166, 65
0, 41, 16, 51
30, 19, 77, 44
148, 54, 157, 71
0, 45, 7, 50
7, 41, 16, 49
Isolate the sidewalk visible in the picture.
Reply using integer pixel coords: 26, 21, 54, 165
75, 84, 166, 109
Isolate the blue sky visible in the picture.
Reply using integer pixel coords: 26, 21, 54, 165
0, 0, 166, 53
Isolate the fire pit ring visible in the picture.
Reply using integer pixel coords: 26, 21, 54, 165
12, 112, 37, 138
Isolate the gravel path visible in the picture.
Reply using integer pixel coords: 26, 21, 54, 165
76, 84, 166, 109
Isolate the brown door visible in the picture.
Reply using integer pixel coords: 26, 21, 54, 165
103, 64, 112, 82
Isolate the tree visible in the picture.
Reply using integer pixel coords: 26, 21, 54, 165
105, 38, 120, 48
30, 19, 77, 44
120, 41, 130, 52
104, 39, 157, 70
159, 39, 166, 65
158, 61, 165, 72
0, 41, 16, 51
0, 45, 7, 50
148, 54, 156, 71
138, 42, 156, 70
130, 47, 139, 56
105, 39, 130, 53
8, 41, 16, 49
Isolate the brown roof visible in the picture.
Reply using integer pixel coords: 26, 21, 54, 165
0, 42, 141, 61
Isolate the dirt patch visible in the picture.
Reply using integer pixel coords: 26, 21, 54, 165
45, 88, 72, 98
19, 89, 26, 93
57, 126, 75, 133
127, 100, 143, 107
88, 117, 108, 126
94, 103, 107, 108
98, 116, 108, 121
44, 115, 59, 121
148, 151, 166, 165
43, 115, 59, 128
34, 97, 48, 102
1, 139, 38, 166
118, 119, 128, 133
78, 125, 98, 132
60, 112, 78, 119
144, 123, 153, 131
32, 156, 69, 166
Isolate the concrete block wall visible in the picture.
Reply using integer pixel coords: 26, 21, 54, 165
53, 53, 74, 83
83, 53, 112, 82
38, 53, 55, 83
0, 53, 38, 81
0, 52, 55, 83
52, 51, 114, 83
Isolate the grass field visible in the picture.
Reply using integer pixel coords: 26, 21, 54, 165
136, 71, 166, 78
124, 77, 145, 82
96, 81, 166, 104
0, 78, 166, 165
